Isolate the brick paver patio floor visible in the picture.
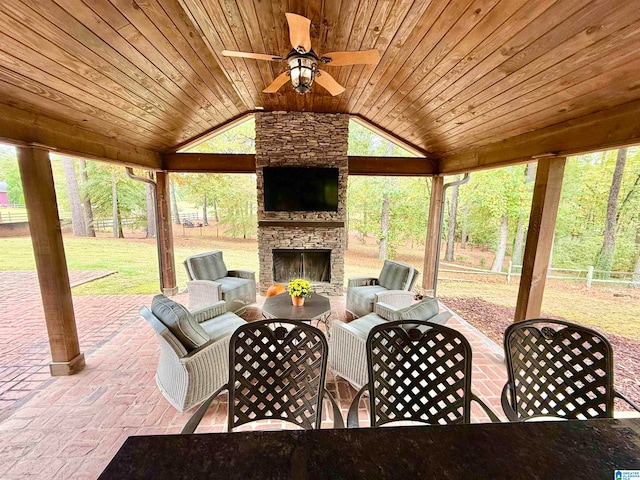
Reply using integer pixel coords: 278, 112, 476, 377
0, 274, 508, 479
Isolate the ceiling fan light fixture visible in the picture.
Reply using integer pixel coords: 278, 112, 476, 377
288, 55, 317, 95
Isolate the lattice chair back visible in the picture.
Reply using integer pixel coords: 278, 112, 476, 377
182, 319, 343, 434
502, 319, 617, 421
364, 321, 477, 426
227, 320, 329, 430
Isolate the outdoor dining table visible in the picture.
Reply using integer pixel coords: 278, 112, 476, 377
98, 417, 640, 479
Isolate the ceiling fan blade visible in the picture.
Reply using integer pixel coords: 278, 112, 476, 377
222, 50, 282, 62
263, 72, 290, 93
285, 13, 312, 53
322, 49, 381, 66
315, 70, 346, 96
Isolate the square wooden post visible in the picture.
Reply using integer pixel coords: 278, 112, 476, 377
155, 171, 178, 295
514, 157, 566, 321
17, 146, 85, 375
422, 176, 444, 296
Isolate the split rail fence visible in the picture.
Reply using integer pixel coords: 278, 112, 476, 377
439, 262, 640, 289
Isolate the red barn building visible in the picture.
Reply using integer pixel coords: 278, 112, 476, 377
0, 181, 9, 206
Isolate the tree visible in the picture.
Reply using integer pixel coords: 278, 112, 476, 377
460, 165, 532, 271
445, 176, 460, 262
634, 230, 640, 288
460, 203, 469, 249
78, 159, 96, 237
170, 179, 181, 224
379, 185, 391, 259
61, 156, 87, 236
511, 163, 536, 266
492, 215, 508, 272
595, 148, 627, 276
81, 162, 146, 234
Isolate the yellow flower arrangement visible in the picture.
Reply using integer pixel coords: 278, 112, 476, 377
287, 278, 312, 298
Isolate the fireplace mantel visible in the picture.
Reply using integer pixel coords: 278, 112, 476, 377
258, 221, 345, 228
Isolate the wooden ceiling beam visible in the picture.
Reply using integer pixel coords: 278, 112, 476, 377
163, 153, 255, 172
348, 156, 437, 176
163, 152, 438, 176
439, 100, 640, 174
0, 103, 161, 169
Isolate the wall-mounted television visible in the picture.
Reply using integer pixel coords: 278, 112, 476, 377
263, 167, 339, 212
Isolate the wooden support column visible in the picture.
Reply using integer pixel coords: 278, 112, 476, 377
515, 157, 566, 321
422, 176, 444, 296
155, 171, 177, 295
17, 146, 85, 376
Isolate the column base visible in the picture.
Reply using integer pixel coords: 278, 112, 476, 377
162, 286, 179, 296
49, 353, 86, 376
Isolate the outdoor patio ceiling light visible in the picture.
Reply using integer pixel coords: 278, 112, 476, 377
287, 53, 318, 95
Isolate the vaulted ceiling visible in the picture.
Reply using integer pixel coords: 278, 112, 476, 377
1, 0, 639, 172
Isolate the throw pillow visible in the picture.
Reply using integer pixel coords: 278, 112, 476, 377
398, 298, 440, 321
151, 294, 210, 351
378, 260, 411, 290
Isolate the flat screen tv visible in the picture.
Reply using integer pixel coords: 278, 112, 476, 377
263, 167, 339, 212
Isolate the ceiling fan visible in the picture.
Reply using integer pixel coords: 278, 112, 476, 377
221, 13, 380, 96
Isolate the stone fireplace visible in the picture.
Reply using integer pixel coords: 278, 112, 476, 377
256, 112, 348, 296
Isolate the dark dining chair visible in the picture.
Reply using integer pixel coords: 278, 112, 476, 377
182, 319, 343, 433
501, 318, 640, 421
347, 320, 499, 427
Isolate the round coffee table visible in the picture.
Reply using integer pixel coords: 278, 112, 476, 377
262, 293, 332, 334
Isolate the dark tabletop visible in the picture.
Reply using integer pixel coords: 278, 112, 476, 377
262, 292, 331, 322
99, 418, 640, 480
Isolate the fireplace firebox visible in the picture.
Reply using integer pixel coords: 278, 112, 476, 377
273, 249, 331, 283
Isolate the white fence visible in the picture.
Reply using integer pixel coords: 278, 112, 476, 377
439, 262, 640, 289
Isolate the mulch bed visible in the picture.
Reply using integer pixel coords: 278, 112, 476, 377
440, 296, 640, 408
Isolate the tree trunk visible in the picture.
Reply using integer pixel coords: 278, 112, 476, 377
633, 246, 640, 288
633, 227, 640, 288
379, 189, 390, 260
491, 215, 508, 272
460, 203, 469, 249
111, 171, 119, 239
170, 179, 181, 224
512, 217, 526, 266
117, 203, 124, 238
202, 194, 208, 225
145, 178, 156, 239
62, 156, 87, 236
213, 197, 219, 222
78, 159, 95, 237
595, 148, 627, 277
444, 178, 459, 261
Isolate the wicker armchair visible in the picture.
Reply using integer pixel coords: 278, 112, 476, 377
501, 318, 640, 421
347, 320, 499, 427
346, 259, 419, 319
182, 319, 343, 433
140, 294, 246, 412
184, 250, 256, 314
330, 297, 451, 390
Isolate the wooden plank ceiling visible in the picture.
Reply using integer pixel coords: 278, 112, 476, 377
0, 0, 639, 170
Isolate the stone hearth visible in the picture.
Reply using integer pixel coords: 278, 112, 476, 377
255, 112, 348, 296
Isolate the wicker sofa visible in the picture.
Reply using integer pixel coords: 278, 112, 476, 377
329, 297, 451, 390
140, 294, 246, 412
184, 250, 257, 314
345, 259, 420, 319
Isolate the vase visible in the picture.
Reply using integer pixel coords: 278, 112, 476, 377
291, 295, 305, 307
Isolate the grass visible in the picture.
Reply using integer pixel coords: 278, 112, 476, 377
1, 230, 638, 339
